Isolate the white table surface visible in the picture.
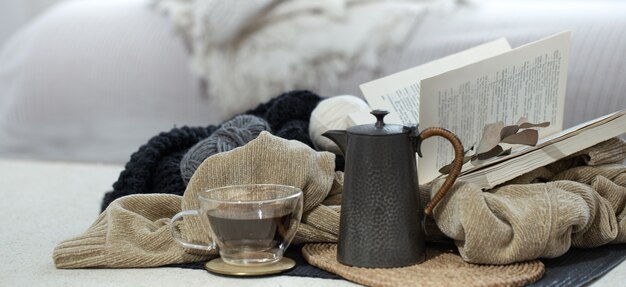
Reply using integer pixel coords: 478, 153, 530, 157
0, 158, 624, 286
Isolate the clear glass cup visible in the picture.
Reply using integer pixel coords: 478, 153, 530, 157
170, 184, 303, 266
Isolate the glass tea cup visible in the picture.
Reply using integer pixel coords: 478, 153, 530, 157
170, 184, 303, 266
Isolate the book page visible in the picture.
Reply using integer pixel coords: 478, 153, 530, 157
459, 110, 623, 179
359, 38, 512, 125
460, 110, 626, 189
419, 32, 570, 183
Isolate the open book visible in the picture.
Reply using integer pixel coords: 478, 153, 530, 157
350, 31, 624, 189
454, 110, 626, 189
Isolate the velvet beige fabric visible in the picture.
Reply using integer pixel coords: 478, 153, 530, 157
180, 131, 337, 255
53, 136, 626, 268
54, 132, 339, 268
428, 138, 626, 264
53, 194, 206, 268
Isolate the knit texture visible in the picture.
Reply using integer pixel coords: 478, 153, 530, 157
309, 95, 369, 154
55, 194, 207, 268
181, 132, 338, 255
55, 132, 339, 268
243, 90, 346, 170
245, 90, 321, 134
101, 126, 217, 211
180, 115, 271, 183
54, 137, 626, 268
154, 0, 450, 118
427, 138, 626, 264
101, 90, 338, 211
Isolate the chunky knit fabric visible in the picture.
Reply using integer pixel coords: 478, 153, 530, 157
101, 90, 342, 211
56, 133, 339, 268
275, 120, 314, 147
180, 115, 271, 183
245, 90, 322, 134
244, 90, 345, 170
309, 95, 370, 155
101, 126, 217, 211
55, 137, 626, 269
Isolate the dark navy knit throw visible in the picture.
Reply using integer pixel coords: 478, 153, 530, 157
101, 90, 345, 211
101, 126, 217, 211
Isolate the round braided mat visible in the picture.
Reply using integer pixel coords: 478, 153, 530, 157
302, 243, 544, 287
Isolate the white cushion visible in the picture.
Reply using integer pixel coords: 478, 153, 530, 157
0, 0, 219, 163
1, 0, 626, 163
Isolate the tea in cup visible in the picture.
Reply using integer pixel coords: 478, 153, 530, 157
170, 184, 303, 266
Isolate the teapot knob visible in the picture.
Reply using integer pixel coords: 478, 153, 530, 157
371, 110, 389, 128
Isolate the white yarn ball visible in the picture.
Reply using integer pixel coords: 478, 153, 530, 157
309, 95, 370, 154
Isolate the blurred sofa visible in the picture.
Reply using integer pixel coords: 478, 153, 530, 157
0, 0, 625, 163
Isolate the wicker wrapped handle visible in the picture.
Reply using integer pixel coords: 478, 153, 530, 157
418, 127, 464, 216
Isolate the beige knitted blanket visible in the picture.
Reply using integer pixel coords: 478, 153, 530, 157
53, 132, 626, 268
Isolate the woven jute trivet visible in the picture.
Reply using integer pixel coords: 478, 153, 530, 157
302, 243, 545, 287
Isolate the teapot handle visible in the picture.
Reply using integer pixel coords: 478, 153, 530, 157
417, 127, 465, 216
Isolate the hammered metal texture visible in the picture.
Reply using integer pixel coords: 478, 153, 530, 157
337, 133, 425, 268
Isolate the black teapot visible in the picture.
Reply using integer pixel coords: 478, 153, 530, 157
323, 110, 464, 268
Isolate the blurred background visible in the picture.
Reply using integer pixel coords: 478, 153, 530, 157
1, 0, 63, 46
1, 0, 625, 164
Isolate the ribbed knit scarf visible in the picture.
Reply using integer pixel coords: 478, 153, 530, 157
54, 135, 626, 268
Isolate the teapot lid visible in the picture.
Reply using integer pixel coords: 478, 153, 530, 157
347, 110, 409, 136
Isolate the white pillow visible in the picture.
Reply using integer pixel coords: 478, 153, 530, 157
2, 0, 626, 163
0, 0, 221, 163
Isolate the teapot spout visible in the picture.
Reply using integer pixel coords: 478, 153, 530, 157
322, 130, 348, 155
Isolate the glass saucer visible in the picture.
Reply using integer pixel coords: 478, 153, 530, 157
204, 257, 296, 276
